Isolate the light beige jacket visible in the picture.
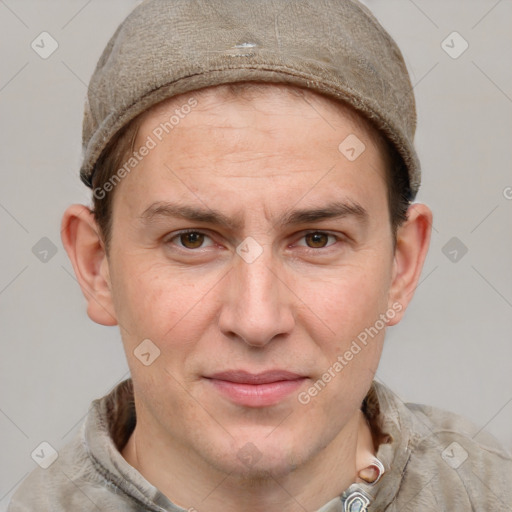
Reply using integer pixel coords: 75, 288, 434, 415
8, 379, 512, 511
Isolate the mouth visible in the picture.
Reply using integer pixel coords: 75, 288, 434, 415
204, 370, 307, 407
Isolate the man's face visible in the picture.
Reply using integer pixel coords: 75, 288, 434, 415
105, 85, 400, 477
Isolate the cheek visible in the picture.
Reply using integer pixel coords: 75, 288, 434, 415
295, 260, 392, 348
110, 258, 220, 352
297, 268, 389, 426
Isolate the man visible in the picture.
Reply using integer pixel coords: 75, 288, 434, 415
9, 0, 512, 510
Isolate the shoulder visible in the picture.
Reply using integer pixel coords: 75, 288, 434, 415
399, 400, 512, 509
8, 432, 98, 511
7, 416, 139, 511
7, 381, 152, 511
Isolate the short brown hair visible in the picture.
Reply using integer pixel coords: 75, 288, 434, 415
90, 83, 410, 255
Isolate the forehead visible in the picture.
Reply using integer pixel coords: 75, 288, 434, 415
140, 83, 380, 144
112, 83, 389, 222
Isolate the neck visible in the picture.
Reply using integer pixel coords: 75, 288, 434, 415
121, 408, 375, 512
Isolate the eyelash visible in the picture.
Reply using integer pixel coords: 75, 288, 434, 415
165, 229, 343, 252
166, 229, 216, 249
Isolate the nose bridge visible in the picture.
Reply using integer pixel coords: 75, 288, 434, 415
219, 246, 295, 346
240, 253, 277, 309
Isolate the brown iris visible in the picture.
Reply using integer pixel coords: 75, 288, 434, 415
180, 232, 205, 249
305, 232, 330, 248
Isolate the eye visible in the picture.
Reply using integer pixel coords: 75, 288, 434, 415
169, 230, 214, 249
298, 231, 338, 249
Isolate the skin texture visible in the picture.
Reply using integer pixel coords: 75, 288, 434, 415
61, 84, 432, 512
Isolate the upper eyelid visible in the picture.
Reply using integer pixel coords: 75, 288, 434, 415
165, 229, 344, 249
165, 229, 215, 247
292, 232, 341, 248
166, 228, 342, 238
166, 228, 213, 239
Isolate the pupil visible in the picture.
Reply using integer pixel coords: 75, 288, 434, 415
307, 233, 328, 248
182, 232, 204, 248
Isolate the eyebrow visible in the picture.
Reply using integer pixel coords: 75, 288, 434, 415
139, 202, 242, 230
138, 200, 368, 229
280, 201, 368, 226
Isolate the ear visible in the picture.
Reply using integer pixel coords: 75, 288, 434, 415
60, 204, 118, 326
387, 203, 432, 326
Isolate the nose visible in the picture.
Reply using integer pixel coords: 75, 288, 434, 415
217, 249, 296, 347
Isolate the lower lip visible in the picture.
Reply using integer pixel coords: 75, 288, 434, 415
207, 378, 306, 407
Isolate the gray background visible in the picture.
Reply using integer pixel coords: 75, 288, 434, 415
1, 0, 511, 507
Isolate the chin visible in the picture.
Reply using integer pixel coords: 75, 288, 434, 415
229, 455, 303, 483
199, 432, 313, 481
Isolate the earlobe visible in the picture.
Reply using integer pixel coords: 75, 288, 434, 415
387, 203, 432, 326
60, 204, 118, 326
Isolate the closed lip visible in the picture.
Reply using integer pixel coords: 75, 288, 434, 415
205, 370, 306, 384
